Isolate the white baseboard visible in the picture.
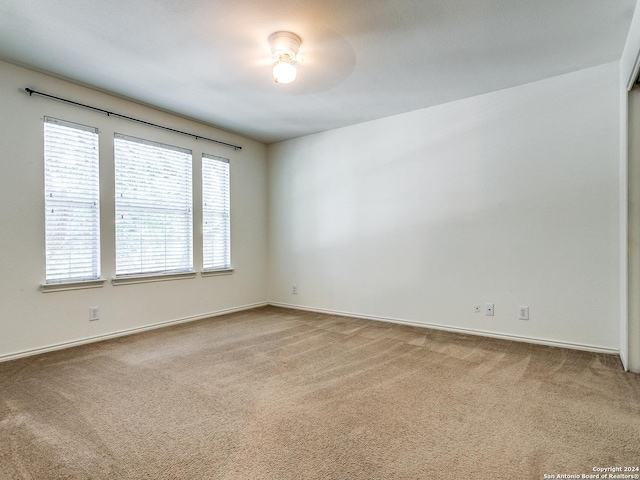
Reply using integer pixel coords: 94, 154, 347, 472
268, 302, 620, 356
0, 302, 268, 363
1, 300, 619, 363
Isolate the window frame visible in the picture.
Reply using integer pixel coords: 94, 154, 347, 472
42, 116, 102, 288
202, 153, 232, 273
114, 133, 194, 279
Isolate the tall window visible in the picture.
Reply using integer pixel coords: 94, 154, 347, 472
202, 154, 231, 270
44, 117, 100, 283
114, 134, 193, 276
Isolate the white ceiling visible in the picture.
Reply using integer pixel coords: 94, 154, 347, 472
0, 0, 636, 144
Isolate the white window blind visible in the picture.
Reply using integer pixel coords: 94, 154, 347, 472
114, 134, 193, 276
202, 154, 231, 270
44, 117, 100, 283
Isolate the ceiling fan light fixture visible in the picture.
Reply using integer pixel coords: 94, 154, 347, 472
273, 58, 297, 84
269, 31, 302, 84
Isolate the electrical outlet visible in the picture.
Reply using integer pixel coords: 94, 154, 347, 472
518, 306, 529, 320
292, 285, 297, 295
89, 307, 99, 321
485, 303, 494, 316
474, 305, 481, 313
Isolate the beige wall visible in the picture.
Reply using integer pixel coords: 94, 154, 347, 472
0, 60, 269, 359
268, 63, 621, 353
0, 58, 628, 363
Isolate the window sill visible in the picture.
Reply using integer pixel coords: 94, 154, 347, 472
201, 268, 234, 277
41, 278, 106, 293
112, 271, 197, 286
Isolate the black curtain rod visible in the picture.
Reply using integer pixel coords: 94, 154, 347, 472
24, 87, 242, 151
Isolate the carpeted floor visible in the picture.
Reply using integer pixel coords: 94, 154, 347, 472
1, 306, 639, 479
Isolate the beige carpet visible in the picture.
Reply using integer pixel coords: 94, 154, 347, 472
1, 306, 639, 479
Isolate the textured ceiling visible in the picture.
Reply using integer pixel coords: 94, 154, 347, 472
0, 0, 636, 143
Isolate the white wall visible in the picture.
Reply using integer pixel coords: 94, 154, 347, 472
268, 63, 621, 352
0, 60, 268, 359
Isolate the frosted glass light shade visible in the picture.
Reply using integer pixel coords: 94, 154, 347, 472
273, 61, 297, 84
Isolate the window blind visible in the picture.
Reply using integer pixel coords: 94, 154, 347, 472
44, 117, 100, 283
202, 154, 231, 270
114, 134, 193, 276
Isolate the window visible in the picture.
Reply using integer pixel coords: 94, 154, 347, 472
202, 154, 231, 270
114, 134, 193, 276
44, 117, 100, 283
